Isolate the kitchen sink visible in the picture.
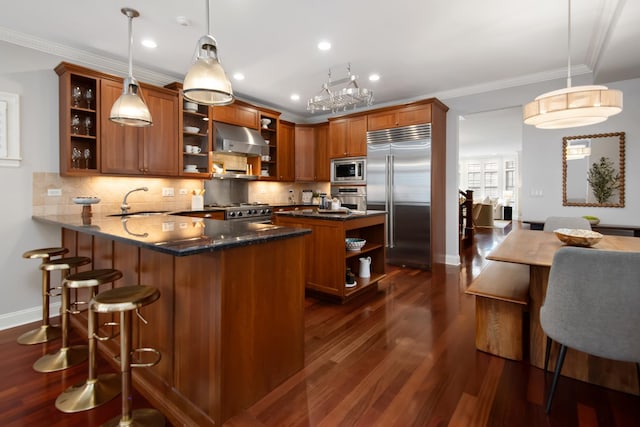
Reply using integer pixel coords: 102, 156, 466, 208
107, 210, 169, 218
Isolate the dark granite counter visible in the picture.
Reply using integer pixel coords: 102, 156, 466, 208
274, 209, 386, 221
33, 213, 310, 256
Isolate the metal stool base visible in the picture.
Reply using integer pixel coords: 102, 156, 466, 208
33, 345, 88, 373
55, 373, 121, 413
17, 324, 61, 345
102, 408, 165, 427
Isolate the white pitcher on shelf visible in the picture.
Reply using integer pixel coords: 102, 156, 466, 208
359, 256, 371, 278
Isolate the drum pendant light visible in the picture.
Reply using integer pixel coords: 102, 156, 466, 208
183, 0, 234, 106
523, 0, 622, 129
109, 8, 153, 127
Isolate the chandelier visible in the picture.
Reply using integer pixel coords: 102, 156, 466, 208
523, 0, 622, 129
307, 64, 374, 113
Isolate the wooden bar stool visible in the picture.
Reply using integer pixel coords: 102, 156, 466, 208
18, 247, 69, 345
91, 285, 165, 427
33, 256, 91, 373
55, 268, 123, 413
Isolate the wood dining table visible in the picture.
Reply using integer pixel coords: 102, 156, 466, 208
487, 229, 640, 394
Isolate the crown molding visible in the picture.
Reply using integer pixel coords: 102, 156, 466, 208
0, 26, 181, 87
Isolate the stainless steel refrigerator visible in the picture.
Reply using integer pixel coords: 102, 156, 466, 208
366, 124, 431, 269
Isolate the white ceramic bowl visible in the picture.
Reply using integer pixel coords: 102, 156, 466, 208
184, 126, 199, 133
184, 102, 197, 112
346, 238, 366, 251
184, 164, 197, 170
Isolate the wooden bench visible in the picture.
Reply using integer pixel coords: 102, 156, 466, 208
465, 261, 529, 361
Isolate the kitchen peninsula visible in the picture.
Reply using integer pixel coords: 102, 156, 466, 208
32, 213, 310, 427
273, 210, 386, 301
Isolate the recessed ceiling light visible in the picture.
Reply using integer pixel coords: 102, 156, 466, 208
369, 73, 380, 81
290, 94, 300, 101
141, 39, 157, 49
317, 41, 331, 51
233, 73, 245, 81
176, 16, 191, 27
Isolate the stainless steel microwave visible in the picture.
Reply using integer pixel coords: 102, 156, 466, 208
331, 157, 366, 183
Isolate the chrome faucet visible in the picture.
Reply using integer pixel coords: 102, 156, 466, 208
121, 187, 148, 214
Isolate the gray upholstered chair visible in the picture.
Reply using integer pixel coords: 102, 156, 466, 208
540, 247, 640, 413
543, 216, 591, 232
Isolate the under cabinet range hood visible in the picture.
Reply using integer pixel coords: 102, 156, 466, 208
214, 121, 269, 156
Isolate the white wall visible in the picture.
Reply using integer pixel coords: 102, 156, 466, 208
521, 78, 639, 223
441, 75, 640, 265
0, 42, 62, 328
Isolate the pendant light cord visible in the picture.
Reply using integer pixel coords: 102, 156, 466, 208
206, 0, 211, 36
127, 12, 134, 79
567, 0, 572, 88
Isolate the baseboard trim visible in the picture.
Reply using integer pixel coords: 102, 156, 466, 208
0, 303, 61, 331
445, 254, 461, 266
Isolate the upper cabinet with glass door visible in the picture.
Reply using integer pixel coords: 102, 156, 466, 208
56, 63, 99, 175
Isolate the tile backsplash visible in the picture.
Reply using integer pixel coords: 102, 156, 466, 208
32, 173, 199, 216
32, 172, 330, 216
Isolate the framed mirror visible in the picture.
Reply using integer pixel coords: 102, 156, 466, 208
562, 132, 625, 207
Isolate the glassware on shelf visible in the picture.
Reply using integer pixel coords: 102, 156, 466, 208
83, 116, 93, 136
83, 148, 92, 169
72, 86, 82, 107
84, 88, 94, 109
72, 147, 82, 169
71, 114, 81, 134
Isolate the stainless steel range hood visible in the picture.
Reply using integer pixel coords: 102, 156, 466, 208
214, 121, 269, 157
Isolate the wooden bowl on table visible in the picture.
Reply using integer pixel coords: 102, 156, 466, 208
554, 228, 603, 247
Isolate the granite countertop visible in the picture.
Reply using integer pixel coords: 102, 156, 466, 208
33, 213, 310, 256
274, 209, 386, 221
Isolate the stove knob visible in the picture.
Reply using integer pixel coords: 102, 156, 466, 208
237, 211, 243, 217
259, 209, 266, 215
265, 208, 272, 214
251, 209, 257, 215
228, 211, 236, 217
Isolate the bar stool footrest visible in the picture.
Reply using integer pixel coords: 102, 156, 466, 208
114, 347, 162, 368
95, 321, 120, 342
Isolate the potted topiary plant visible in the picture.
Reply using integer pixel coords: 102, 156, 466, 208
587, 156, 620, 204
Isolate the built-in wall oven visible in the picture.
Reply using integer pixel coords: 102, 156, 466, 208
330, 185, 367, 211
331, 157, 366, 184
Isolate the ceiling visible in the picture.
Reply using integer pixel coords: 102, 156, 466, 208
0, 0, 638, 125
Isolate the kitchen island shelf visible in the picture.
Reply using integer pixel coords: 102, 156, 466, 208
345, 242, 384, 258
273, 210, 386, 302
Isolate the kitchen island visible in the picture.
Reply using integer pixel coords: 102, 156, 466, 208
273, 210, 387, 302
33, 213, 310, 427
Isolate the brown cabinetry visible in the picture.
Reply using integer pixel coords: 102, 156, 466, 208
212, 101, 259, 129
294, 123, 330, 182
315, 123, 330, 181
166, 82, 212, 178
367, 103, 432, 131
328, 115, 367, 158
273, 213, 386, 302
294, 125, 315, 181
56, 64, 100, 175
100, 79, 179, 176
257, 111, 279, 179
277, 120, 295, 181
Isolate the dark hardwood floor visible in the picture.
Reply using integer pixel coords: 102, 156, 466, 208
2, 222, 638, 426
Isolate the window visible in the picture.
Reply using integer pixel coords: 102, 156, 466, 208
483, 162, 498, 197
505, 160, 515, 191
467, 163, 481, 192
